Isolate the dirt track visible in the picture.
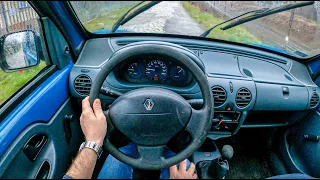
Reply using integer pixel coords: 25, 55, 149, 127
122, 1, 204, 36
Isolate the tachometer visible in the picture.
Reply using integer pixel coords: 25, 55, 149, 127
127, 62, 143, 79
170, 66, 187, 82
145, 60, 168, 81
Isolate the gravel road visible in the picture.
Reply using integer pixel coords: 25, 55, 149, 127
122, 1, 204, 36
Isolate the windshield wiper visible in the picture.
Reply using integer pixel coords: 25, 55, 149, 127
200, 8, 269, 37
200, 1, 313, 37
220, 1, 314, 31
111, 1, 161, 33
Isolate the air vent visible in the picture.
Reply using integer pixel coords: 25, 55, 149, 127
236, 88, 251, 108
74, 75, 92, 96
212, 86, 227, 107
310, 93, 319, 108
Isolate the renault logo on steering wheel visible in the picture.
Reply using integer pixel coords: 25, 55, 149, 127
144, 98, 154, 111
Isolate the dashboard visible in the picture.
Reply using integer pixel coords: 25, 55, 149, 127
116, 56, 192, 87
69, 35, 320, 138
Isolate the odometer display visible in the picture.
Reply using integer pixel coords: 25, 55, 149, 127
145, 60, 168, 81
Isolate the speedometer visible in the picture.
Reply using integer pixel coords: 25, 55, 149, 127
145, 60, 168, 81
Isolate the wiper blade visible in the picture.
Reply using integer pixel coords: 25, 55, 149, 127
220, 1, 314, 31
111, 1, 161, 33
200, 8, 269, 37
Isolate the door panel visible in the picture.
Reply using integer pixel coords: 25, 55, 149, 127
0, 97, 83, 178
0, 62, 72, 156
0, 62, 84, 178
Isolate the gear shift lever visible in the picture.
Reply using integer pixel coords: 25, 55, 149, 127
221, 145, 234, 160
196, 145, 233, 179
208, 145, 233, 179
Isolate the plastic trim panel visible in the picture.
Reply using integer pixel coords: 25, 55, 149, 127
0, 62, 73, 156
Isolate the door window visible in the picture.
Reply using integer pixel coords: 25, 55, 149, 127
0, 1, 50, 106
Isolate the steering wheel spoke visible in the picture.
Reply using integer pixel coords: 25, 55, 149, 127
137, 145, 166, 165
186, 108, 210, 141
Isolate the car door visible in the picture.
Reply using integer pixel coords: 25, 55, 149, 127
0, 1, 83, 178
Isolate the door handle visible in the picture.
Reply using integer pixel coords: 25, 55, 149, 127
23, 134, 47, 161
35, 161, 50, 179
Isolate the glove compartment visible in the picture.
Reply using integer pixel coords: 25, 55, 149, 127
253, 83, 309, 111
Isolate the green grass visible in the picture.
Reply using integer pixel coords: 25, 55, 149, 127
0, 61, 46, 105
83, 1, 149, 33
182, 2, 262, 45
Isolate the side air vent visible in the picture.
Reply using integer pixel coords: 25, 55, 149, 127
212, 86, 227, 107
310, 93, 319, 108
235, 88, 251, 108
74, 75, 92, 96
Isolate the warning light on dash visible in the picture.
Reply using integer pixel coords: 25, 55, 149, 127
153, 76, 159, 81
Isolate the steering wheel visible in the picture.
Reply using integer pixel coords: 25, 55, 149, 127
89, 43, 214, 170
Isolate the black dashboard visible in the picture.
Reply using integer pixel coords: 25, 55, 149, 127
69, 35, 320, 139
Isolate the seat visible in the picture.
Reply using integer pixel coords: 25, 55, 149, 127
267, 173, 315, 179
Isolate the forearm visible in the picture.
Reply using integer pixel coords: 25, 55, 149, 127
66, 148, 98, 179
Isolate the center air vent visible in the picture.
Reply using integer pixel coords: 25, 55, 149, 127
310, 93, 319, 108
212, 86, 227, 107
74, 75, 92, 96
235, 88, 251, 108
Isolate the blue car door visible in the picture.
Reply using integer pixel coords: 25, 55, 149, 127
0, 1, 83, 178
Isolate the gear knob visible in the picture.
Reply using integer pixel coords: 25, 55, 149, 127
221, 145, 234, 160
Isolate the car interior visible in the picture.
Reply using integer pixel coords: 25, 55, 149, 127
0, 1, 320, 179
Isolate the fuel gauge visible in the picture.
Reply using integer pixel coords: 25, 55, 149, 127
127, 62, 143, 79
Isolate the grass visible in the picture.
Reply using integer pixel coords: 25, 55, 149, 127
83, 1, 149, 33
0, 61, 47, 105
182, 2, 262, 45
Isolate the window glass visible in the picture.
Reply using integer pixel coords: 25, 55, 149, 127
70, 1, 320, 59
0, 1, 49, 106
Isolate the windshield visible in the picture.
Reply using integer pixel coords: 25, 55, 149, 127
70, 1, 320, 58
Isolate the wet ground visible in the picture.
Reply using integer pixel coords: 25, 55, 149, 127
122, 1, 204, 36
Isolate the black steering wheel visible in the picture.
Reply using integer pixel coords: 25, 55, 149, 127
89, 43, 214, 170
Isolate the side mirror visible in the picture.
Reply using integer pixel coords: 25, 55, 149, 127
0, 30, 40, 72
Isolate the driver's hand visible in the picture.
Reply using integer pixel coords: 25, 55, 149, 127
80, 97, 107, 146
170, 160, 197, 179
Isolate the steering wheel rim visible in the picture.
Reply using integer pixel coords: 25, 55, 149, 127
89, 43, 214, 170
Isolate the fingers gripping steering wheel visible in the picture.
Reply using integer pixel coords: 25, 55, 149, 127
89, 44, 214, 170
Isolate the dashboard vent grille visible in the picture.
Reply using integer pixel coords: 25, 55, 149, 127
212, 86, 227, 107
236, 88, 251, 108
74, 75, 92, 96
310, 93, 319, 108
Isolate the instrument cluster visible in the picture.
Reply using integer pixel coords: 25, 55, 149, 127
118, 58, 192, 87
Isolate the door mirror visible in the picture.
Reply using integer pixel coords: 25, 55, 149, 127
0, 30, 40, 72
